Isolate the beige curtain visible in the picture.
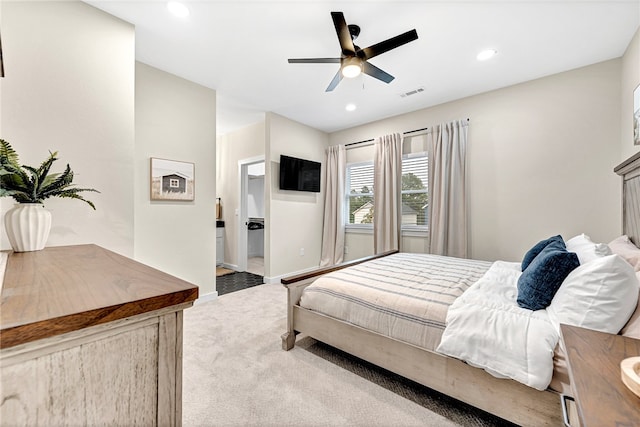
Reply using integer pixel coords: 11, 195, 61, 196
373, 133, 403, 254
319, 145, 346, 267
427, 119, 468, 258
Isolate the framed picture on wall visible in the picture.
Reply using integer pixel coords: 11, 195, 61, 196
150, 157, 195, 201
634, 84, 640, 146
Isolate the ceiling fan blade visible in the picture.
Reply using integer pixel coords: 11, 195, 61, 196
359, 29, 418, 60
288, 58, 341, 64
325, 69, 343, 92
0, 32, 4, 78
362, 62, 394, 84
331, 11, 356, 56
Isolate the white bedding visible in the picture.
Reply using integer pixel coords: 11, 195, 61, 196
436, 261, 558, 391
299, 253, 491, 351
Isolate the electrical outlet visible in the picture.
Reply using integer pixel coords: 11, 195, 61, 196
344, 246, 349, 254
299, 248, 305, 256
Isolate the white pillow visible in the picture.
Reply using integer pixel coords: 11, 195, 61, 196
620, 271, 640, 339
547, 254, 639, 334
565, 233, 612, 264
608, 235, 640, 271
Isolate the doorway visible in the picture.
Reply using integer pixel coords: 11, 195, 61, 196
238, 156, 265, 276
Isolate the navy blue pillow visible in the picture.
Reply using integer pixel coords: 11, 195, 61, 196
521, 235, 565, 272
517, 241, 580, 311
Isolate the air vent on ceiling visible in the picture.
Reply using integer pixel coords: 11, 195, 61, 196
399, 87, 425, 98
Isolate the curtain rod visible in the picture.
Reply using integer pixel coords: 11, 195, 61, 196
403, 126, 429, 135
344, 138, 374, 147
344, 118, 469, 149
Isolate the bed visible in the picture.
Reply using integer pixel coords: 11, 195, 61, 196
281, 151, 640, 427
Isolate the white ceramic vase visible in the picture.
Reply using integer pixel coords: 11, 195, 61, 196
4, 204, 52, 252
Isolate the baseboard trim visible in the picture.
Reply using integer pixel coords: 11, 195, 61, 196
195, 291, 218, 305
222, 263, 238, 271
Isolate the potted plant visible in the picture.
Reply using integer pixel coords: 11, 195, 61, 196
0, 139, 99, 252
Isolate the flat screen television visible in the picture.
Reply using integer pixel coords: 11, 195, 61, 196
279, 155, 321, 193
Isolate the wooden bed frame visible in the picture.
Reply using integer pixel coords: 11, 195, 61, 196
281, 151, 640, 427
614, 151, 640, 246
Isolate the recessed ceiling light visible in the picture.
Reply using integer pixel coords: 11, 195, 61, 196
477, 49, 497, 61
345, 103, 357, 112
167, 1, 189, 18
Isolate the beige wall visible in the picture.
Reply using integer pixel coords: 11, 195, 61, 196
0, 1, 135, 256
216, 121, 266, 269
331, 59, 623, 262
265, 113, 328, 280
621, 27, 640, 161
0, 2, 218, 297
135, 63, 217, 297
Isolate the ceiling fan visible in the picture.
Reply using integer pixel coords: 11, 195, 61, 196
288, 12, 418, 92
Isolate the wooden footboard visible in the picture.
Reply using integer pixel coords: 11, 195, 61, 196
291, 305, 562, 426
280, 250, 564, 426
280, 250, 397, 351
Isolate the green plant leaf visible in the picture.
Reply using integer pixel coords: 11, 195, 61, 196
0, 140, 99, 208
0, 139, 20, 168
56, 192, 98, 210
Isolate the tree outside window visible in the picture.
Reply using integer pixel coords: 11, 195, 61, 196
347, 163, 374, 225
345, 154, 427, 228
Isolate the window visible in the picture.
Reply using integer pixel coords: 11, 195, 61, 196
346, 162, 374, 226
170, 178, 180, 188
345, 152, 428, 229
401, 153, 428, 228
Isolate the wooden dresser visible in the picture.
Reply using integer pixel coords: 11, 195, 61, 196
0, 244, 198, 426
561, 323, 640, 427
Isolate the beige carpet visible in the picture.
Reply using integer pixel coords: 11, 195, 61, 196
182, 284, 512, 427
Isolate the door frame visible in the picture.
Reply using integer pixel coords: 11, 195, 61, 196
237, 155, 265, 272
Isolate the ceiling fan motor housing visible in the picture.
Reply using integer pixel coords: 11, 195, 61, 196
348, 24, 361, 41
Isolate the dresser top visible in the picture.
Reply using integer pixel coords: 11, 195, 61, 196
0, 244, 199, 349
561, 324, 640, 426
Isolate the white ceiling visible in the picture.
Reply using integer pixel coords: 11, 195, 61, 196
88, 1, 640, 135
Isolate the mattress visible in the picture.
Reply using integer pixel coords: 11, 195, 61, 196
299, 252, 492, 351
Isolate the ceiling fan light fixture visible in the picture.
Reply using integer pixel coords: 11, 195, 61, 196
288, 12, 418, 92
341, 57, 363, 78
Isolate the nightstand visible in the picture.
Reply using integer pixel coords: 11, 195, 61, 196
560, 324, 640, 426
